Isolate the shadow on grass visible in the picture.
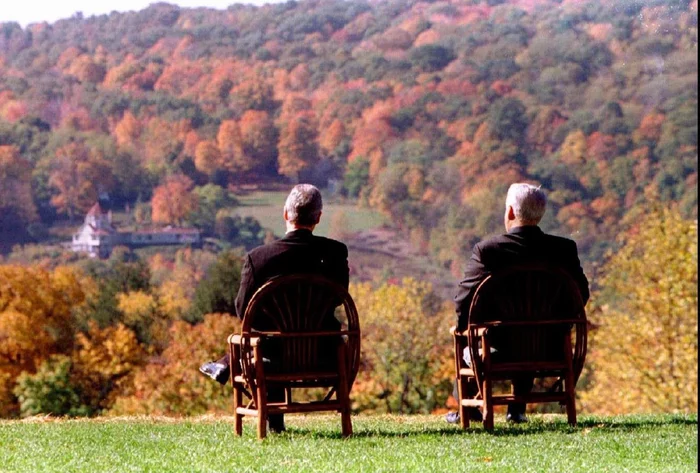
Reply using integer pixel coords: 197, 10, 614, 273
284, 427, 471, 439
485, 416, 698, 437
282, 415, 697, 439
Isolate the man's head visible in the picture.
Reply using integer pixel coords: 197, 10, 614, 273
283, 184, 323, 231
504, 183, 546, 231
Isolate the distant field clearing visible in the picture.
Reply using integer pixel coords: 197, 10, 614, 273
232, 191, 387, 237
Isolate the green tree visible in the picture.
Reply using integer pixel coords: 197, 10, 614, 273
487, 97, 529, 144
14, 355, 90, 417
189, 184, 234, 234
191, 251, 243, 322
409, 45, 456, 73
343, 157, 370, 198
78, 258, 152, 337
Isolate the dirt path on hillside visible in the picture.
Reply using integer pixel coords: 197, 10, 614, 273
345, 228, 457, 300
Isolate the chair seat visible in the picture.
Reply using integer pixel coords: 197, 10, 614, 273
460, 392, 569, 406
237, 400, 344, 416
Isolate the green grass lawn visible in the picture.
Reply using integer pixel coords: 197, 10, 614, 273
232, 191, 386, 237
0, 414, 695, 472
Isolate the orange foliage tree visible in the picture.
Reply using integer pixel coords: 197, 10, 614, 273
150, 174, 197, 225
49, 141, 114, 221
0, 145, 37, 226
277, 112, 319, 180
114, 111, 141, 149
239, 110, 278, 173
216, 120, 248, 173
194, 140, 223, 178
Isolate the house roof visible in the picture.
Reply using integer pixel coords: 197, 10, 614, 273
132, 227, 200, 235
86, 202, 105, 216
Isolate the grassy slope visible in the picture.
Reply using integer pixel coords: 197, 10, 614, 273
0, 414, 696, 473
232, 191, 387, 238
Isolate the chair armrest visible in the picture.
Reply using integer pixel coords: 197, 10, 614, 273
475, 327, 488, 337
227, 334, 261, 347
451, 325, 487, 337
450, 326, 468, 337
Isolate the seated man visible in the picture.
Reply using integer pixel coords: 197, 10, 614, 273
447, 183, 589, 424
199, 184, 349, 432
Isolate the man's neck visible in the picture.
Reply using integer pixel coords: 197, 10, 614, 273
507, 220, 540, 232
285, 223, 315, 234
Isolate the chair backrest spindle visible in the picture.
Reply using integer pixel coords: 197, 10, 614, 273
240, 274, 361, 384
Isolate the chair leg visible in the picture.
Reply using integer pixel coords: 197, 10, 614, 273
458, 376, 469, 429
482, 377, 494, 431
233, 383, 243, 436
563, 334, 577, 426
337, 342, 353, 438
257, 409, 267, 440
565, 373, 577, 426
253, 344, 268, 440
230, 343, 243, 436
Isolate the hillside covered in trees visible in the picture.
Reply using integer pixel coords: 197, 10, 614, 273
0, 0, 697, 270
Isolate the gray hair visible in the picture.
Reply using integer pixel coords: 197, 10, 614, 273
505, 183, 546, 222
284, 184, 323, 226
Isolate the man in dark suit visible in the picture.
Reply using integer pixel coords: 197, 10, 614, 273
447, 183, 589, 424
199, 184, 349, 432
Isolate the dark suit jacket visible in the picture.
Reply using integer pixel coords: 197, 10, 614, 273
454, 225, 589, 332
234, 228, 350, 323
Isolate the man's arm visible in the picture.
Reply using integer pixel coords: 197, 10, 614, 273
453, 244, 488, 332
234, 254, 255, 319
323, 242, 349, 290
566, 240, 590, 306
337, 245, 350, 290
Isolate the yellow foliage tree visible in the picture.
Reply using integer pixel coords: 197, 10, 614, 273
71, 322, 145, 412
350, 279, 454, 413
559, 129, 587, 165
580, 204, 698, 414
116, 290, 171, 350
0, 265, 87, 416
109, 313, 240, 416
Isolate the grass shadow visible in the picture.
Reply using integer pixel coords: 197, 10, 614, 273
279, 415, 697, 440
283, 426, 476, 439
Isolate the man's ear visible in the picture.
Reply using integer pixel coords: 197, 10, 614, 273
507, 205, 516, 221
283, 208, 289, 222
315, 211, 322, 224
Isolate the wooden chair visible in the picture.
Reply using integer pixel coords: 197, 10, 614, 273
451, 264, 587, 430
227, 274, 361, 439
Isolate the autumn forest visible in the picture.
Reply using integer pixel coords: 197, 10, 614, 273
0, 0, 697, 418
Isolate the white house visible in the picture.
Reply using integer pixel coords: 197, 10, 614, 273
71, 203, 201, 258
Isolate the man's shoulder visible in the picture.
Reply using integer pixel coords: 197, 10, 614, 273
247, 234, 348, 257
540, 232, 578, 249
474, 228, 578, 255
312, 235, 348, 252
313, 235, 348, 257
246, 239, 285, 262
473, 233, 511, 251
